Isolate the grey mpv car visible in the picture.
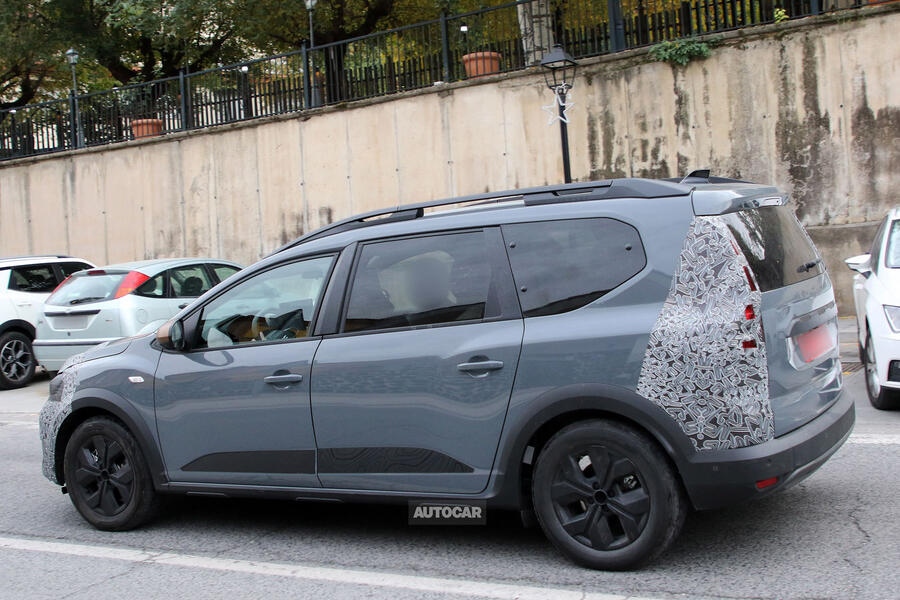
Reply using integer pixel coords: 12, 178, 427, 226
40, 172, 854, 570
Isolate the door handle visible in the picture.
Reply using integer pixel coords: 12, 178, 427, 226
457, 360, 504, 373
178, 303, 189, 309
264, 373, 304, 385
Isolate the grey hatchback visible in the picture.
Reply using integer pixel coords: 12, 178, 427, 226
40, 173, 854, 570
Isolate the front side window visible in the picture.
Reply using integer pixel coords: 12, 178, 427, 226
344, 231, 495, 333
171, 265, 214, 298
195, 255, 334, 349
9, 265, 57, 293
502, 219, 646, 317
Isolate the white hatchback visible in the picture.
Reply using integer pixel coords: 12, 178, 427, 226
0, 255, 96, 389
33, 258, 241, 372
846, 207, 900, 409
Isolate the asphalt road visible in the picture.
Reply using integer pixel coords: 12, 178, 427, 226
0, 319, 898, 600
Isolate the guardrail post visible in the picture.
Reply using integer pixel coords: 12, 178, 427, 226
607, 0, 626, 52
179, 68, 191, 130
240, 66, 253, 119
302, 43, 312, 109
440, 11, 451, 82
9, 112, 19, 156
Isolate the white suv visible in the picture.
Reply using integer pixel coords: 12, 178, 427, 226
0, 255, 95, 389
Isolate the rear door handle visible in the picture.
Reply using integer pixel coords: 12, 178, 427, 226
264, 374, 304, 385
178, 303, 189, 309
457, 360, 504, 373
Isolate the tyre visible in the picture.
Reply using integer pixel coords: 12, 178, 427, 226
532, 419, 686, 570
63, 417, 160, 530
863, 330, 900, 410
0, 331, 35, 390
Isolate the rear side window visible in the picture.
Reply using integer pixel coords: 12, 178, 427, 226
502, 218, 646, 317
59, 262, 93, 278
212, 264, 240, 282
8, 265, 57, 293
722, 205, 823, 292
135, 272, 166, 298
344, 231, 496, 332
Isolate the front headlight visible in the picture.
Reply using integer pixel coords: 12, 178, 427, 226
884, 305, 900, 333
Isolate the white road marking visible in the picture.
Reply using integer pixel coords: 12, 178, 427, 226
0, 535, 655, 600
847, 433, 900, 445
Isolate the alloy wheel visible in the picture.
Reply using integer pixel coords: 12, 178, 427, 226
550, 445, 650, 551
72, 435, 135, 517
0, 338, 32, 383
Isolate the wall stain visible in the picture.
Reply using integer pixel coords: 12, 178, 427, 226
775, 37, 834, 224
851, 78, 900, 221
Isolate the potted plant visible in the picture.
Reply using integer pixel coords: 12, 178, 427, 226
444, 1, 503, 78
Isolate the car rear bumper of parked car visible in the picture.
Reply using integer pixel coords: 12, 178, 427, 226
33, 339, 115, 371
678, 389, 855, 511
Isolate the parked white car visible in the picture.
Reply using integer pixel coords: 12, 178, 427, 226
846, 207, 900, 409
0, 255, 96, 389
33, 258, 241, 372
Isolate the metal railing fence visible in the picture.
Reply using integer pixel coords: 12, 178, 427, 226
0, 0, 870, 161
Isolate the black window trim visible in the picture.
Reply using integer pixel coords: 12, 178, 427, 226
171, 252, 340, 354
325, 227, 521, 340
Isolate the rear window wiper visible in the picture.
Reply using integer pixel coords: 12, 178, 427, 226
796, 258, 823, 273
68, 296, 106, 305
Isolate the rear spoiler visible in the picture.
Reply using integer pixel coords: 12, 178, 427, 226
691, 185, 787, 216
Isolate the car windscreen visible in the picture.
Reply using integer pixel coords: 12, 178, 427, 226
720, 205, 824, 292
884, 220, 900, 268
46, 272, 127, 306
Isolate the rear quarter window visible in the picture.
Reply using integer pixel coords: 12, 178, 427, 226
501, 218, 646, 317
721, 205, 823, 292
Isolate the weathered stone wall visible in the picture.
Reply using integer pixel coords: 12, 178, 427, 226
1, 5, 898, 312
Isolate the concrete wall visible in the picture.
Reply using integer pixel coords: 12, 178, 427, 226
1, 5, 899, 313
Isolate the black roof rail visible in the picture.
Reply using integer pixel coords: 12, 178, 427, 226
269, 178, 693, 256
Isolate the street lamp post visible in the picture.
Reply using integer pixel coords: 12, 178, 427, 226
65, 48, 83, 148
540, 44, 578, 184
304, 0, 318, 47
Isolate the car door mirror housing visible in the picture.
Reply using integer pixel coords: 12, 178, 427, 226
157, 318, 187, 351
845, 254, 871, 275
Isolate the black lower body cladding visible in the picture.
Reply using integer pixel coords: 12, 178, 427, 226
678, 390, 854, 510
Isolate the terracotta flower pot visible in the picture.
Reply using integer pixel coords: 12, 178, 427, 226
462, 51, 502, 78
132, 118, 164, 139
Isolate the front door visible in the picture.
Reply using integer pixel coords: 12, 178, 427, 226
154, 254, 336, 487
311, 229, 523, 494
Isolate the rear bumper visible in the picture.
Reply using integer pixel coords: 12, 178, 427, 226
33, 339, 112, 371
679, 389, 855, 510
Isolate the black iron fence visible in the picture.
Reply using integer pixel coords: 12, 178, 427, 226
0, 0, 871, 161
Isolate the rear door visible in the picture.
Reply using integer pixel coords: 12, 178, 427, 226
6, 263, 59, 325
310, 228, 523, 494
722, 205, 841, 435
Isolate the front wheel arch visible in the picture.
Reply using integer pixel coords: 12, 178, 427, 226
55, 401, 167, 488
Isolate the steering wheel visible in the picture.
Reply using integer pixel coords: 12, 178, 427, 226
251, 307, 279, 340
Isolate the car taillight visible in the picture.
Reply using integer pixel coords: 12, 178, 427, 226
114, 271, 150, 299
52, 276, 71, 293
793, 324, 835, 363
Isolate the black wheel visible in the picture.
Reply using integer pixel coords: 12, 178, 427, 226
532, 419, 686, 570
0, 331, 35, 390
863, 330, 900, 410
63, 417, 159, 530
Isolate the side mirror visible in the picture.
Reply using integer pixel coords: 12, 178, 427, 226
157, 318, 186, 351
845, 254, 872, 275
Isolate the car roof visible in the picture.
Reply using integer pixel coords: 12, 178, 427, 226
96, 258, 242, 275
271, 173, 782, 258
0, 255, 93, 269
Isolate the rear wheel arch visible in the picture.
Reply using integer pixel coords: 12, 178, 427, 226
0, 319, 36, 340
55, 400, 166, 488
494, 387, 693, 510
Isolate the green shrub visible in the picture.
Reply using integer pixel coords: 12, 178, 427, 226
648, 38, 712, 67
